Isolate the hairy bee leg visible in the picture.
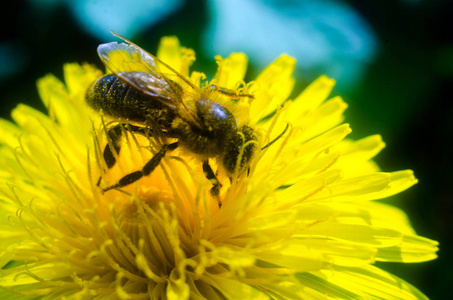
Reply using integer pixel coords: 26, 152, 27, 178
98, 123, 149, 186
97, 124, 122, 187
202, 160, 223, 207
101, 142, 179, 193
103, 124, 149, 168
208, 84, 254, 99
102, 124, 123, 169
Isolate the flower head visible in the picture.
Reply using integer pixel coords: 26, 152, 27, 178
0, 36, 438, 299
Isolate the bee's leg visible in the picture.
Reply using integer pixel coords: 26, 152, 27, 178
101, 142, 178, 193
103, 125, 122, 168
209, 84, 254, 100
97, 124, 149, 186
97, 124, 123, 186
103, 124, 149, 167
202, 160, 223, 207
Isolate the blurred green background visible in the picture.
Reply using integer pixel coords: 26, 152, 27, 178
1, 0, 451, 298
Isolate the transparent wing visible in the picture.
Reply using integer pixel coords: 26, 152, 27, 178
97, 41, 185, 108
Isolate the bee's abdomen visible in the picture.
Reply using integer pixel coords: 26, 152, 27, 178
86, 74, 158, 122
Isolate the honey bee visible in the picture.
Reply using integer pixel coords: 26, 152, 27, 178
86, 32, 261, 200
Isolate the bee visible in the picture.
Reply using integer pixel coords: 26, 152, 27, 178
86, 32, 260, 200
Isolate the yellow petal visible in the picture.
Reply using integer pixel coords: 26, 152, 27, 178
376, 170, 418, 199
203, 274, 269, 300
336, 134, 386, 176
292, 238, 377, 266
215, 246, 256, 269
256, 244, 325, 273
213, 53, 248, 89
286, 75, 336, 121
37, 73, 91, 142
310, 173, 392, 202
250, 55, 296, 123
63, 63, 102, 99
0, 119, 21, 149
157, 36, 195, 77
300, 222, 403, 247
291, 96, 348, 140
311, 265, 429, 300
376, 234, 439, 262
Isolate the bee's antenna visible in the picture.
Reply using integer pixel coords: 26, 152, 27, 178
261, 124, 289, 150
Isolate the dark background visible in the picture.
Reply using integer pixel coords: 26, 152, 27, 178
1, 1, 451, 298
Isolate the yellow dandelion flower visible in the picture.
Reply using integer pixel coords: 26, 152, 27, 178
0, 35, 438, 300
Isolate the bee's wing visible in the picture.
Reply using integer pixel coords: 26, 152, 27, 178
97, 41, 185, 108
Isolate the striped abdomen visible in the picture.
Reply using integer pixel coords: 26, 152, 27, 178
86, 74, 167, 123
